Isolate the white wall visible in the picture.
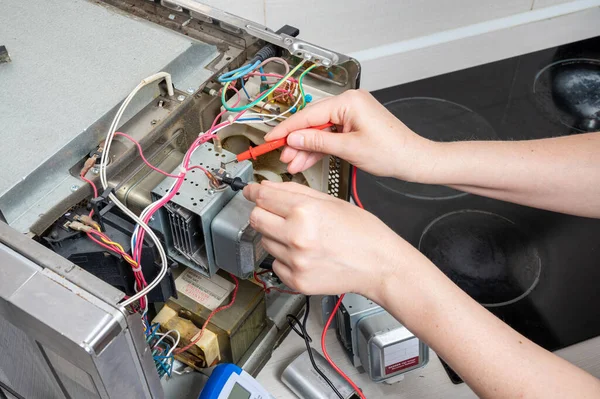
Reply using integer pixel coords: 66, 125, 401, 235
202, 0, 600, 90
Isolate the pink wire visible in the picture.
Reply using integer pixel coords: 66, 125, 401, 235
114, 132, 181, 178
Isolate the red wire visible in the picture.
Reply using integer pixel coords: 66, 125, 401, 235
86, 230, 135, 261
321, 165, 366, 399
351, 165, 365, 209
174, 273, 240, 354
114, 132, 181, 178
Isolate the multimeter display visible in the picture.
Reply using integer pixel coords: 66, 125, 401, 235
199, 363, 273, 399
229, 383, 251, 399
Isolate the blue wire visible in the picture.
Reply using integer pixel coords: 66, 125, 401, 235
240, 78, 251, 99
218, 60, 260, 82
237, 117, 264, 122
259, 66, 267, 82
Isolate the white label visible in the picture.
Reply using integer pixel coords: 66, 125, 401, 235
175, 269, 235, 310
384, 338, 420, 375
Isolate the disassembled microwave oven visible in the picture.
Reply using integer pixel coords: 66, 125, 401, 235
0, 0, 423, 397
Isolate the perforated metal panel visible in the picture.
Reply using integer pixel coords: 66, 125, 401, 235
327, 156, 343, 197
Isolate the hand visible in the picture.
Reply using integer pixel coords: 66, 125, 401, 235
265, 89, 436, 181
243, 180, 410, 296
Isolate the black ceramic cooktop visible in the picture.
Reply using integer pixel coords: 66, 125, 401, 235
358, 36, 600, 383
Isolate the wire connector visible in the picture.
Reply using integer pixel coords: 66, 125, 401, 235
66, 221, 93, 233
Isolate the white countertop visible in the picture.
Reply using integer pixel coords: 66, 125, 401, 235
256, 297, 600, 398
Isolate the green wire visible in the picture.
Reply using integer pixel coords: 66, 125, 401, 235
298, 64, 318, 110
221, 61, 306, 112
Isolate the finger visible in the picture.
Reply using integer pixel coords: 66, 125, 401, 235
287, 151, 324, 174
261, 180, 332, 201
287, 150, 310, 174
264, 96, 341, 141
285, 128, 354, 159
271, 259, 296, 288
302, 152, 325, 172
280, 146, 300, 164
261, 237, 291, 264
243, 182, 308, 218
249, 207, 286, 240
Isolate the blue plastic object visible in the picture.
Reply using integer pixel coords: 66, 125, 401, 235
305, 94, 313, 103
199, 364, 242, 399
290, 107, 297, 114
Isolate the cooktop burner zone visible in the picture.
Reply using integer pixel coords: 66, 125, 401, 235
360, 36, 600, 385
419, 210, 541, 308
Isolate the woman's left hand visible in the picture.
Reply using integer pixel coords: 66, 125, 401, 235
243, 180, 409, 297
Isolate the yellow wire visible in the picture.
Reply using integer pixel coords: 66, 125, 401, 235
95, 227, 139, 266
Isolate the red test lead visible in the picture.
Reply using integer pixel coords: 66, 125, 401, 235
224, 122, 335, 165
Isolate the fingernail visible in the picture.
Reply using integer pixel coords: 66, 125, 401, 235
287, 133, 304, 148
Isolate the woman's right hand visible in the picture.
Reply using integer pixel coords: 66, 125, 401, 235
265, 89, 437, 181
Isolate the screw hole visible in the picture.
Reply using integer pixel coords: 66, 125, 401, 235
165, 189, 169, 192
204, 188, 208, 191
226, 56, 231, 61
192, 170, 195, 173
348, 306, 353, 309
176, 192, 180, 195
200, 199, 204, 202
195, 184, 199, 187
221, 154, 226, 157
208, 148, 212, 151
193, 202, 197, 206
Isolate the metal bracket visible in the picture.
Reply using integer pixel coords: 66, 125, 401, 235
321, 295, 337, 328
163, 0, 352, 67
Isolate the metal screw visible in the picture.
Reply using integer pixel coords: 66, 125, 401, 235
225, 173, 231, 178
322, 59, 331, 66
186, 87, 195, 94
284, 38, 293, 45
151, 119, 157, 125
177, 95, 185, 102
70, 184, 79, 192
304, 53, 312, 60
207, 188, 215, 195
158, 100, 164, 108
91, 167, 99, 175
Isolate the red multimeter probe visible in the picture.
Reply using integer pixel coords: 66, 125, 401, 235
231, 122, 335, 163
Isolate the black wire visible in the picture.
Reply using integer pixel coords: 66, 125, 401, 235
286, 296, 344, 399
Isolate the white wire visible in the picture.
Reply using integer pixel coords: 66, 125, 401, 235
153, 329, 181, 356
99, 72, 174, 308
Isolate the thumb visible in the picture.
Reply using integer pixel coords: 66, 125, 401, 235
286, 129, 350, 157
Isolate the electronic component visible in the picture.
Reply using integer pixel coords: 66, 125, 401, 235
43, 208, 176, 303
334, 294, 429, 382
200, 363, 273, 399
282, 349, 357, 399
211, 191, 266, 278
155, 271, 266, 369
151, 145, 255, 277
